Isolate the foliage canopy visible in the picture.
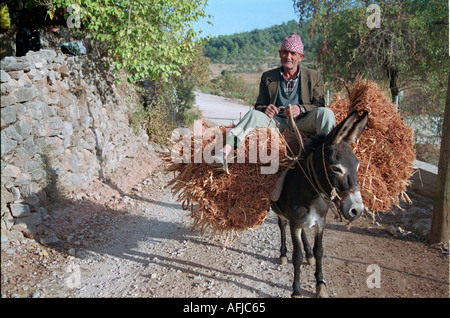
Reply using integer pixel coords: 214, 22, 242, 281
293, 0, 448, 156
293, 0, 449, 100
49, 0, 209, 82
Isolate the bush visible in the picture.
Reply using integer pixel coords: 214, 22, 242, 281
202, 70, 258, 105
145, 99, 178, 145
128, 45, 209, 144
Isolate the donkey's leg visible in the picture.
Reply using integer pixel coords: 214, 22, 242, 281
277, 217, 288, 265
313, 219, 328, 298
301, 230, 315, 266
290, 223, 303, 298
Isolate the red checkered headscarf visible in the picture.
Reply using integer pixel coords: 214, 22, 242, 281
280, 32, 304, 55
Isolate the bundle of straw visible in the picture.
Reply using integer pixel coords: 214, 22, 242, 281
165, 124, 288, 244
329, 79, 415, 216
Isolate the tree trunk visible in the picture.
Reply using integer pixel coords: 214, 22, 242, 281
429, 72, 450, 244
385, 62, 399, 103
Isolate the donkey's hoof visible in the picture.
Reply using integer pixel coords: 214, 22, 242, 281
279, 256, 288, 265
316, 284, 328, 298
291, 293, 302, 298
306, 257, 315, 266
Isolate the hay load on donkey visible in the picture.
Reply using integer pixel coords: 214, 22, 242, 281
165, 124, 288, 243
164, 79, 415, 242
328, 79, 416, 215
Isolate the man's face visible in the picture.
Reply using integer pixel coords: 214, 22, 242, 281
279, 49, 304, 70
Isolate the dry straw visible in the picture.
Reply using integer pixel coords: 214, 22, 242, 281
165, 79, 415, 242
329, 78, 415, 217
165, 125, 288, 245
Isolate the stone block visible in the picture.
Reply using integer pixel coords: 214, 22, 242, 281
2, 164, 21, 178
2, 210, 15, 230
24, 160, 42, 173
0, 136, 18, 156
409, 160, 438, 199
36, 207, 48, 221
26, 68, 37, 80
0, 95, 17, 107
1, 106, 17, 124
1, 186, 15, 206
15, 212, 42, 229
25, 192, 40, 211
46, 105, 58, 117
2, 125, 23, 143
14, 86, 41, 103
26, 49, 57, 63
30, 168, 45, 182
47, 91, 60, 105
10, 203, 31, 218
17, 73, 33, 87
81, 115, 93, 129
14, 118, 32, 139
69, 104, 80, 121
48, 70, 56, 84
4, 185, 21, 202
0, 70, 11, 82
49, 116, 64, 136
1, 57, 31, 71
13, 172, 31, 189
54, 53, 65, 64
26, 100, 46, 119
8, 70, 24, 80
22, 137, 36, 157
44, 137, 63, 152
33, 120, 51, 137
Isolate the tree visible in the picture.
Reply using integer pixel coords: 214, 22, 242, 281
293, 0, 449, 102
49, 0, 209, 82
430, 73, 450, 244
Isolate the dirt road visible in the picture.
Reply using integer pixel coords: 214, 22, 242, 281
194, 91, 252, 126
1, 93, 448, 299
70, 171, 449, 298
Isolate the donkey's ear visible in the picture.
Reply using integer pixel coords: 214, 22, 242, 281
327, 110, 359, 145
345, 111, 369, 144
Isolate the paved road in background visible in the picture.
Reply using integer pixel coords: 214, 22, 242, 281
194, 91, 252, 126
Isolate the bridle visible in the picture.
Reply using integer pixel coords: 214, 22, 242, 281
307, 143, 361, 202
297, 143, 341, 220
278, 107, 361, 221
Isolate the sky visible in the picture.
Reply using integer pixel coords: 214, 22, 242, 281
194, 0, 299, 38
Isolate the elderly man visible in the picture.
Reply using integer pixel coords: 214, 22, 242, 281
211, 32, 335, 171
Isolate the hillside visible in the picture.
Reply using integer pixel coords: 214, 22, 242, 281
204, 20, 320, 72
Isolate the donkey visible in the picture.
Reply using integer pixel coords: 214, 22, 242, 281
271, 110, 369, 298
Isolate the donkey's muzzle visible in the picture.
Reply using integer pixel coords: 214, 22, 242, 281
341, 188, 364, 222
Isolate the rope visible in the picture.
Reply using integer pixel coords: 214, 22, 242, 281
273, 105, 343, 221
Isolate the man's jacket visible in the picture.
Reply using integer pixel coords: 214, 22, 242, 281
254, 66, 325, 113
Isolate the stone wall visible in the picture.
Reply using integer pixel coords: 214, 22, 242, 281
1, 49, 154, 244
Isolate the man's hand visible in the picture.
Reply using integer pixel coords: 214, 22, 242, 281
285, 104, 301, 119
264, 104, 279, 119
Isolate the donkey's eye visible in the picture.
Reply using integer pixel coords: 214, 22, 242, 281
331, 165, 343, 174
